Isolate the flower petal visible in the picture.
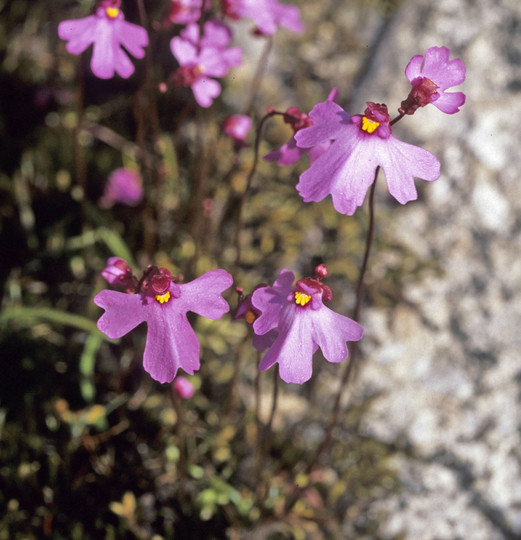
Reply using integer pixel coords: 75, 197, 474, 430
142, 306, 200, 383
175, 269, 233, 319
94, 290, 145, 339
378, 137, 440, 204
191, 77, 221, 107
311, 307, 363, 363
295, 101, 350, 148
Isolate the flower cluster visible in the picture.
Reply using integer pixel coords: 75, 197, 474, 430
169, 19, 242, 107
91, 44, 465, 387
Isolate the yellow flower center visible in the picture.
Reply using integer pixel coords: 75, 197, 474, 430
245, 310, 256, 325
361, 116, 380, 134
106, 7, 120, 19
294, 291, 311, 306
155, 291, 171, 304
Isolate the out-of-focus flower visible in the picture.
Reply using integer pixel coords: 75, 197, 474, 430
251, 267, 363, 384
167, 0, 206, 25
173, 376, 195, 399
99, 168, 143, 208
170, 19, 242, 107
223, 114, 252, 148
58, 0, 148, 79
221, 0, 304, 36
264, 88, 338, 166
94, 266, 233, 383
101, 257, 138, 292
295, 100, 440, 215
400, 46, 466, 115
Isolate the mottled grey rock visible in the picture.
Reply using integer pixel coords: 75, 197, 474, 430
346, 0, 521, 538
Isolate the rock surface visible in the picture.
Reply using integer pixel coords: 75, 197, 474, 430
343, 0, 521, 538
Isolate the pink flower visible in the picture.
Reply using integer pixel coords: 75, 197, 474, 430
167, 0, 206, 25
222, 0, 304, 35
170, 19, 242, 107
264, 88, 338, 166
94, 266, 233, 383
223, 114, 252, 143
252, 268, 363, 384
294, 100, 441, 216
400, 46, 466, 115
101, 257, 138, 292
99, 168, 143, 208
234, 286, 277, 352
173, 376, 195, 399
58, 1, 148, 79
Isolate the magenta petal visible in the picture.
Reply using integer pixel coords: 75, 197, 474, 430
171, 36, 198, 64
295, 101, 350, 148
264, 136, 305, 166
432, 91, 466, 114
142, 307, 200, 383
175, 269, 233, 319
259, 308, 314, 384
404, 53, 424, 82
253, 269, 294, 335
58, 17, 98, 54
311, 307, 363, 363
378, 137, 440, 204
94, 290, 145, 339
117, 20, 148, 59
191, 77, 221, 107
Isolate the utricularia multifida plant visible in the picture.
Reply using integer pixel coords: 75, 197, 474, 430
59, 0, 465, 529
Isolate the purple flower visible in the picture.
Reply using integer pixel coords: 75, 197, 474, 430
58, 0, 148, 79
264, 88, 338, 166
222, 0, 304, 36
173, 376, 195, 399
94, 266, 233, 383
252, 268, 363, 384
234, 286, 277, 352
400, 46, 466, 115
170, 19, 242, 107
223, 114, 252, 147
167, 0, 206, 25
295, 100, 441, 215
101, 257, 138, 292
99, 168, 143, 208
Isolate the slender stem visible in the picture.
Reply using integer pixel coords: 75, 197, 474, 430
244, 37, 273, 116
233, 111, 285, 272
283, 170, 380, 513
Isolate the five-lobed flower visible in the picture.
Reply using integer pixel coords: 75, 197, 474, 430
58, 0, 148, 79
94, 263, 233, 383
251, 267, 363, 384
294, 100, 441, 215
170, 19, 242, 107
400, 46, 466, 115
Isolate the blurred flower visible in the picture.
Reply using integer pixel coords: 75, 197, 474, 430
173, 376, 195, 399
99, 168, 143, 208
169, 19, 242, 107
251, 267, 363, 384
400, 46, 466, 115
94, 267, 233, 383
223, 114, 252, 148
264, 88, 338, 166
58, 0, 148, 79
295, 100, 440, 215
221, 0, 304, 35
101, 257, 137, 292
167, 0, 206, 24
